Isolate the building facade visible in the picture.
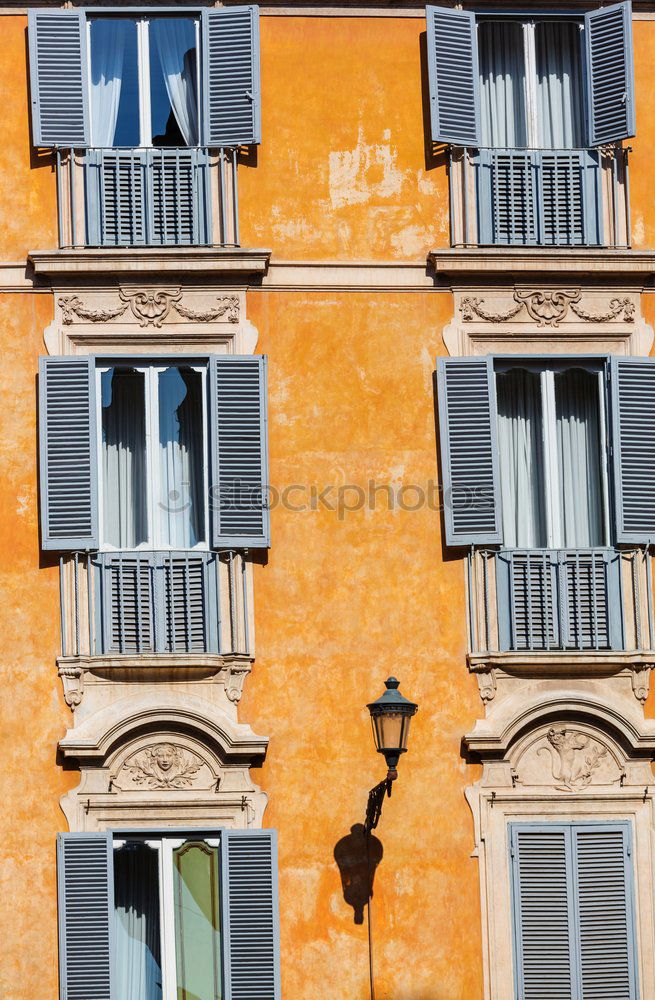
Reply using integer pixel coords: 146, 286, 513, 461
3, 0, 655, 998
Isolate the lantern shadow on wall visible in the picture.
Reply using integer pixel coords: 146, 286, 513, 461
333, 823, 383, 925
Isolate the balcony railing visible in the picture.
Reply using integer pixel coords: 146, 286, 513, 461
448, 145, 630, 249
468, 547, 654, 655
55, 147, 240, 249
59, 550, 251, 658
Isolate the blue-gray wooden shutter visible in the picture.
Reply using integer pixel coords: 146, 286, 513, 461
202, 6, 261, 147
610, 356, 655, 543
572, 824, 638, 999
585, 2, 635, 145
210, 355, 270, 549
39, 356, 98, 551
436, 357, 502, 546
510, 825, 575, 999
425, 6, 481, 146
57, 833, 114, 1000
221, 830, 281, 1000
28, 9, 90, 148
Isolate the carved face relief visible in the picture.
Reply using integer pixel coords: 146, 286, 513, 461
121, 743, 204, 789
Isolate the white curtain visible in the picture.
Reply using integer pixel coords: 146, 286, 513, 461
497, 370, 547, 548
479, 21, 527, 148
555, 369, 604, 547
114, 844, 162, 1000
535, 22, 584, 149
102, 370, 147, 548
158, 368, 204, 548
91, 20, 129, 146
150, 19, 199, 146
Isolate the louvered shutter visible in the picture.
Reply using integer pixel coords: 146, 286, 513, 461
573, 824, 638, 999
609, 357, 655, 543
28, 10, 89, 148
436, 357, 502, 546
426, 7, 481, 146
57, 833, 114, 1000
511, 826, 575, 999
202, 6, 261, 147
160, 553, 210, 652
210, 355, 270, 549
221, 830, 281, 1000
477, 150, 538, 246
585, 2, 635, 145
39, 356, 98, 551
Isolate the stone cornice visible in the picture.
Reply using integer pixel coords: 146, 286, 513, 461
28, 246, 271, 280
429, 248, 655, 281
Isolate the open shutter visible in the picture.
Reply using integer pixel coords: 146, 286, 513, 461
426, 6, 481, 146
39, 356, 98, 551
210, 355, 269, 549
610, 357, 655, 543
202, 6, 261, 147
511, 826, 575, 999
585, 2, 635, 145
436, 357, 501, 546
28, 9, 89, 148
222, 830, 281, 1000
572, 824, 638, 999
57, 833, 114, 1000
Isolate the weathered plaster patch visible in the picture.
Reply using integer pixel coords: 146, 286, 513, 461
633, 213, 645, 247
389, 223, 437, 257
328, 128, 404, 209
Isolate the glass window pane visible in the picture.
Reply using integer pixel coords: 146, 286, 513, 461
555, 368, 604, 547
149, 18, 199, 146
173, 841, 223, 1000
535, 22, 585, 148
496, 369, 547, 548
114, 842, 163, 1000
479, 21, 527, 148
90, 18, 140, 147
158, 367, 205, 547
101, 368, 147, 548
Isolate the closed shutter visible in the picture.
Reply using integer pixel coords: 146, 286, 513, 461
510, 823, 639, 1000
222, 830, 281, 1000
585, 2, 635, 145
562, 551, 610, 650
202, 6, 261, 147
150, 150, 198, 246
57, 833, 114, 1000
478, 150, 538, 246
436, 357, 502, 546
39, 356, 98, 551
89, 150, 147, 247
161, 553, 209, 652
28, 9, 90, 148
609, 357, 655, 543
99, 553, 155, 655
540, 151, 602, 247
506, 551, 558, 651
210, 355, 270, 549
426, 6, 481, 146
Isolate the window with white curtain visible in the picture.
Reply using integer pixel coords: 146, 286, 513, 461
496, 363, 609, 549
114, 836, 223, 1000
89, 16, 200, 147
478, 18, 585, 149
99, 362, 207, 550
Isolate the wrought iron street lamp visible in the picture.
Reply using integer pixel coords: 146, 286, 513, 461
364, 677, 418, 832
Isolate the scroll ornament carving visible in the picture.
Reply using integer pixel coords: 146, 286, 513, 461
59, 289, 241, 327
476, 669, 497, 703
124, 743, 204, 789
538, 728, 608, 792
461, 289, 635, 328
631, 664, 652, 704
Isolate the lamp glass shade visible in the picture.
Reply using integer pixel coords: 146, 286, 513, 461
367, 677, 418, 769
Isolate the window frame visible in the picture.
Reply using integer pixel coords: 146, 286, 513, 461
86, 12, 202, 149
96, 359, 211, 553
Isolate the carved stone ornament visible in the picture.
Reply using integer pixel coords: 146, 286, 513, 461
173, 295, 240, 324
461, 289, 635, 328
476, 669, 497, 703
58, 663, 84, 710
123, 743, 204, 789
59, 295, 129, 325
118, 287, 182, 327
538, 727, 609, 792
632, 665, 652, 704
59, 289, 241, 328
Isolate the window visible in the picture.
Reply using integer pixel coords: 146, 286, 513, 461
99, 363, 208, 550
510, 822, 639, 999
57, 829, 281, 1000
495, 363, 609, 548
89, 17, 200, 148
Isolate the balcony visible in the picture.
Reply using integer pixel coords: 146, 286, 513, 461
58, 549, 252, 660
468, 547, 654, 656
54, 147, 240, 249
448, 146, 630, 249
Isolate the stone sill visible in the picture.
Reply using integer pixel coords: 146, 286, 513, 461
59, 652, 252, 673
468, 650, 655, 676
428, 248, 655, 280
29, 247, 271, 279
